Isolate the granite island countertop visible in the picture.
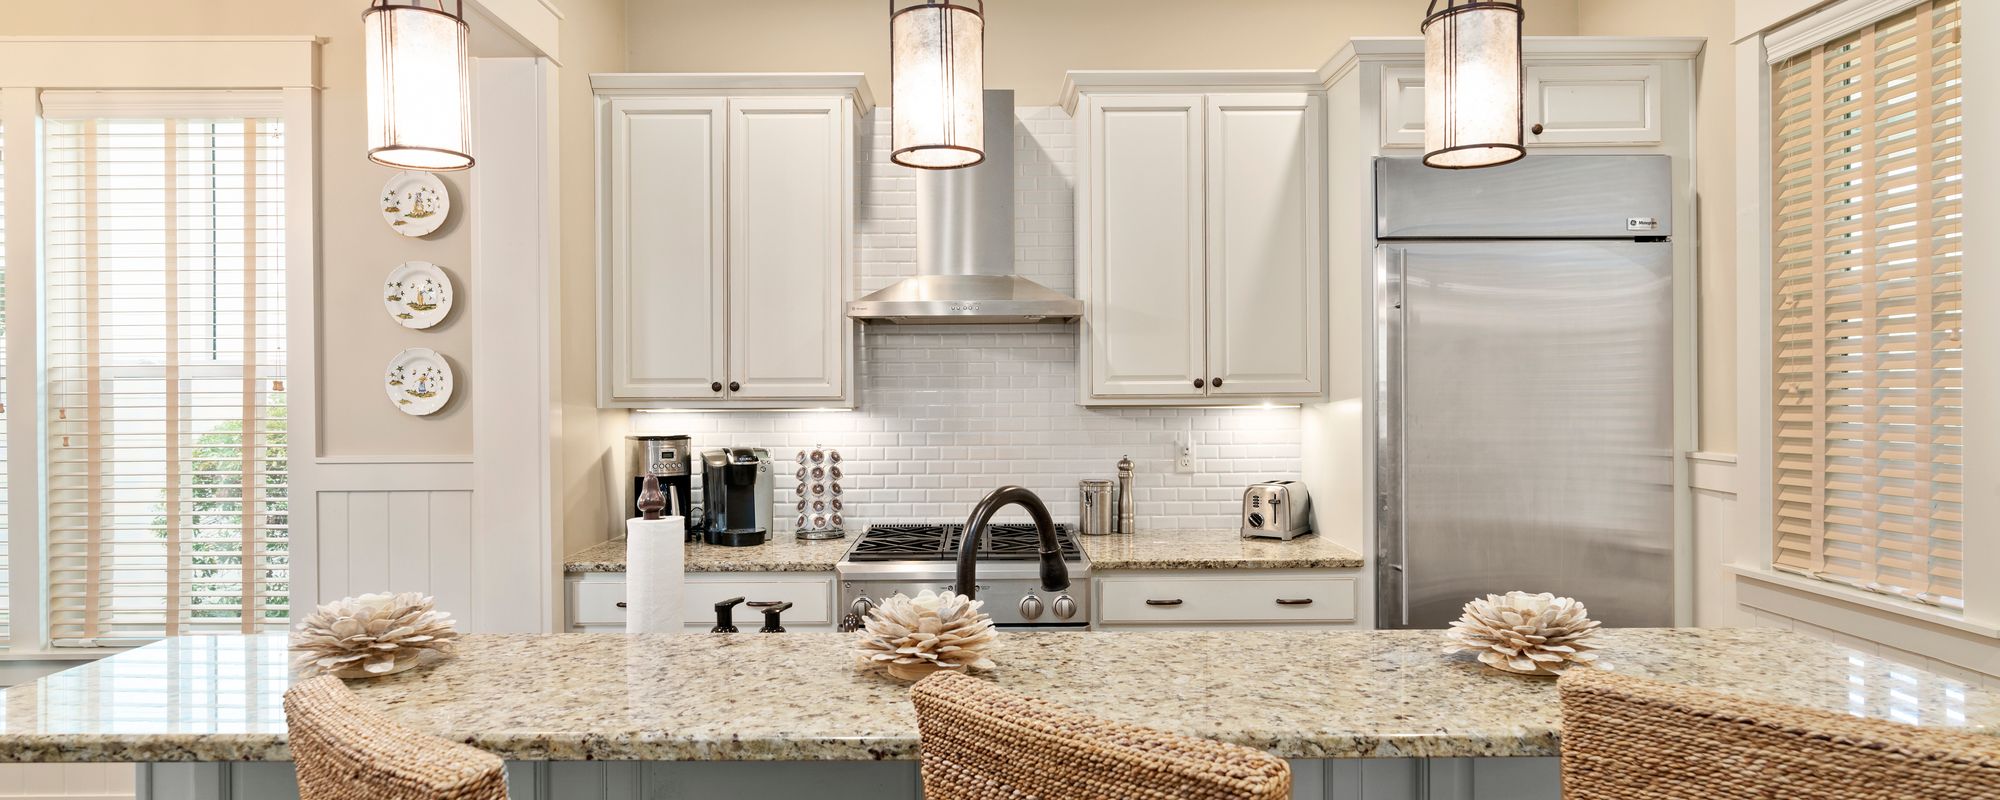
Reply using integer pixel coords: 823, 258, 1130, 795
2, 628, 1992, 763
566, 529, 1363, 573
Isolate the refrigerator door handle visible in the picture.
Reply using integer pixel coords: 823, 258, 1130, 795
1375, 244, 1410, 628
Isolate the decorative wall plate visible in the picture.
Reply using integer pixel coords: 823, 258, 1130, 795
380, 171, 450, 237
383, 261, 454, 329
385, 348, 454, 416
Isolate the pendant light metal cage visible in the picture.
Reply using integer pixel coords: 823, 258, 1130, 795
890, 0, 986, 170
1421, 0, 1525, 170
364, 0, 475, 171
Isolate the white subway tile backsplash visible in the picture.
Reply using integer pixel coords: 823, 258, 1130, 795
629, 108, 1302, 532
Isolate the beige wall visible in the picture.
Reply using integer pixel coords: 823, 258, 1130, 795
624, 0, 1578, 106
557, 0, 631, 554
1577, 0, 1740, 453
0, 0, 477, 457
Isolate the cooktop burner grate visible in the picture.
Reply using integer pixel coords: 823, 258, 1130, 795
846, 523, 1083, 562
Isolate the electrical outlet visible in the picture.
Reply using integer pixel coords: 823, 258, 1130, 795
1175, 433, 1197, 474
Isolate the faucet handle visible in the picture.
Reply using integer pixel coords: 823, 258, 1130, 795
711, 596, 745, 633
758, 601, 794, 633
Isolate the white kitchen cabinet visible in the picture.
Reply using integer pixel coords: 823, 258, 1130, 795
1084, 94, 1207, 399
1376, 59, 1666, 149
594, 75, 866, 409
1067, 75, 1327, 405
1092, 570, 1359, 630
565, 571, 837, 633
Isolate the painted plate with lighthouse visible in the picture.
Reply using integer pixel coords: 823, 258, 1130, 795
383, 261, 454, 329
380, 170, 450, 237
385, 348, 454, 416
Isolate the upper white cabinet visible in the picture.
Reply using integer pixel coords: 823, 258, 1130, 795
1067, 74, 1327, 405
1373, 46, 1678, 149
594, 75, 867, 408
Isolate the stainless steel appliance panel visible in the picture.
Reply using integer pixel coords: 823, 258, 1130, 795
1375, 155, 1674, 240
1377, 241, 1674, 628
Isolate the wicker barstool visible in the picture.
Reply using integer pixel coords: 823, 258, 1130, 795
284, 675, 509, 800
1559, 667, 2000, 799
908, 671, 1291, 800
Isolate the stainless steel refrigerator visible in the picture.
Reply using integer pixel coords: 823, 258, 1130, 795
1374, 155, 1676, 629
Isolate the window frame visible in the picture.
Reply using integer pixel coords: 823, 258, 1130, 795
1734, 0, 1999, 630
0, 37, 317, 656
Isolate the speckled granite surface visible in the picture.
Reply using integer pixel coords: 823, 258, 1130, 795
2, 628, 1992, 763
568, 529, 1362, 573
565, 533, 849, 573
1080, 529, 1364, 570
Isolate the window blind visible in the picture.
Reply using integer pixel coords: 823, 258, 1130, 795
43, 96, 288, 645
1770, 0, 1963, 608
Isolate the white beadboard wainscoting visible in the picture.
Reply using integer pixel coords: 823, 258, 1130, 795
1689, 453, 2000, 682
628, 107, 1305, 533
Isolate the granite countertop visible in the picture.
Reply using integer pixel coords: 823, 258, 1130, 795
3, 628, 1992, 763
565, 533, 850, 573
1080, 529, 1364, 570
566, 529, 1363, 574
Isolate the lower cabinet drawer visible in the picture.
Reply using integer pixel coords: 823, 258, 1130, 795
568, 576, 835, 628
683, 580, 833, 626
1097, 575, 1356, 624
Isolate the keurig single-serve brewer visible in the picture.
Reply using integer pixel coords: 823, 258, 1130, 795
700, 447, 772, 547
627, 436, 694, 540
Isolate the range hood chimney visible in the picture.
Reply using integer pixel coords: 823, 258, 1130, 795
847, 89, 1082, 324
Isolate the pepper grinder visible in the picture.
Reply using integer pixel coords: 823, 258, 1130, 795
1115, 455, 1135, 533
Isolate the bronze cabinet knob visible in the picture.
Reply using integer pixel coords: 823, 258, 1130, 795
1212, 377, 1223, 387
710, 381, 723, 393
728, 381, 741, 392
1193, 378, 1206, 389
1531, 123, 1545, 135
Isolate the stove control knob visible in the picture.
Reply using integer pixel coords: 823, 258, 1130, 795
1019, 594, 1045, 621
851, 596, 875, 618
1052, 594, 1078, 620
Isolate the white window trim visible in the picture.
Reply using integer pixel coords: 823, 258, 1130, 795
0, 36, 319, 656
1732, 1, 2000, 633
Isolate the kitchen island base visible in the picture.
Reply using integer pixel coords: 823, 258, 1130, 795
139, 758, 1558, 800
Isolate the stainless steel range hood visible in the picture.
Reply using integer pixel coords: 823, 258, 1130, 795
847, 90, 1082, 324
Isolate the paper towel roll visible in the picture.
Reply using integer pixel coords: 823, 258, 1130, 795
625, 515, 685, 633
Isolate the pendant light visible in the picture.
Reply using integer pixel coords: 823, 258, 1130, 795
364, 0, 474, 171
1421, 0, 1525, 169
890, 0, 985, 170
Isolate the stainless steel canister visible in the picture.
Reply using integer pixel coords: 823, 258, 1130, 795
1078, 479, 1115, 536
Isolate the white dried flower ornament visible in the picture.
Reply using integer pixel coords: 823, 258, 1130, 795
290, 592, 460, 678
853, 590, 998, 681
1442, 591, 1603, 676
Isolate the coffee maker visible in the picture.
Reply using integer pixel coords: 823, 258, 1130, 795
627, 435, 695, 541
700, 447, 773, 547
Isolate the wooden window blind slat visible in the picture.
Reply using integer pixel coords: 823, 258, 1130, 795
44, 108, 289, 646
1770, 0, 1963, 609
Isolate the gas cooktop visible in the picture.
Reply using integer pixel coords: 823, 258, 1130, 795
844, 523, 1084, 562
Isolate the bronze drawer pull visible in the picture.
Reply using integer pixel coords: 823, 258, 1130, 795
746, 600, 785, 608
1145, 598, 1184, 606
1275, 598, 1314, 606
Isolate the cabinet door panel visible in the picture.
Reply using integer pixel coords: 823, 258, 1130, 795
727, 97, 850, 400
1379, 65, 1426, 148
1526, 64, 1662, 145
606, 97, 726, 401
1206, 93, 1323, 396
1086, 95, 1206, 398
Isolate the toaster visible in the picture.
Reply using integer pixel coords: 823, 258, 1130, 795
1241, 481, 1313, 540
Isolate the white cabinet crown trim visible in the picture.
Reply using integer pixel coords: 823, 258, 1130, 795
1058, 70, 1322, 116
590, 72, 874, 115
1318, 35, 1708, 87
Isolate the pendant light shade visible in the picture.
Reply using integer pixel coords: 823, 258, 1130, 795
364, 0, 474, 171
1421, 0, 1524, 169
890, 0, 984, 170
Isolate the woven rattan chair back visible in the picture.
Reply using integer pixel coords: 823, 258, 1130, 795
1559, 667, 2000, 799
285, 674, 509, 800
909, 671, 1290, 800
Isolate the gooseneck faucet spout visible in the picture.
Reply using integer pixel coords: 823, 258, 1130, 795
955, 486, 1070, 602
